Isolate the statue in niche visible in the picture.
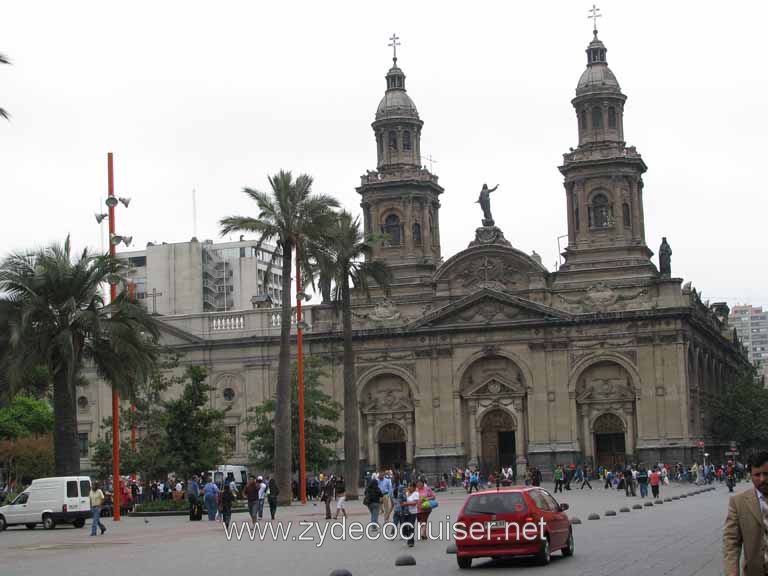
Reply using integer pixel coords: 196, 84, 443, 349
659, 237, 672, 277
476, 183, 499, 226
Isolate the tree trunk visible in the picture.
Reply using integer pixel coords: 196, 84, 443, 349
274, 244, 294, 506
53, 369, 80, 476
341, 278, 359, 500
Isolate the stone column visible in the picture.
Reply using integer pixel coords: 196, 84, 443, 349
406, 415, 415, 465
421, 199, 432, 260
625, 411, 635, 458
468, 403, 479, 467
515, 417, 526, 479
582, 411, 593, 461
367, 415, 376, 469
405, 196, 414, 255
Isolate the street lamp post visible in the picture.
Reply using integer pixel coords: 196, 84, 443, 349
95, 153, 133, 521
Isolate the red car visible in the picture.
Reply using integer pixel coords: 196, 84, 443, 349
454, 486, 574, 568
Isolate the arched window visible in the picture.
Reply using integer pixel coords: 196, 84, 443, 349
572, 192, 580, 231
589, 193, 611, 228
608, 107, 617, 128
388, 130, 398, 150
377, 134, 383, 157
622, 202, 631, 227
383, 214, 401, 246
412, 222, 421, 245
592, 106, 603, 129
403, 130, 412, 150
579, 110, 587, 129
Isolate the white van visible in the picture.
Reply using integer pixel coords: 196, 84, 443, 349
206, 465, 249, 491
0, 476, 92, 531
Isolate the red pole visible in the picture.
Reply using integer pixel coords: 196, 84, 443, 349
108, 152, 121, 521
296, 245, 306, 504
128, 280, 137, 452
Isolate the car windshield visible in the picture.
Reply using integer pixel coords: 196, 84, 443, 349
12, 492, 29, 505
464, 492, 528, 515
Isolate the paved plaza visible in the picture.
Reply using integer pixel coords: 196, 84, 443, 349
0, 481, 744, 576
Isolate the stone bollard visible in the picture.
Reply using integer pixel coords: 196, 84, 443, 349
570, 517, 582, 525
395, 555, 416, 567
672, 496, 680, 500
329, 570, 353, 576
644, 501, 654, 507
654, 500, 664, 505
632, 504, 643, 510
588, 513, 600, 520
446, 543, 457, 555
664, 498, 672, 502
605, 510, 617, 516
620, 507, 631, 513
680, 494, 687, 498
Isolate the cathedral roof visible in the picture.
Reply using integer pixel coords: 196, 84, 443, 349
375, 61, 420, 121
576, 31, 622, 96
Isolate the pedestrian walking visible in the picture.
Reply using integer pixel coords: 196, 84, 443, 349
723, 451, 768, 576
187, 475, 201, 521
321, 476, 336, 520
580, 466, 593, 489
203, 476, 220, 521
257, 476, 267, 520
245, 476, 259, 522
335, 476, 347, 520
220, 483, 235, 526
267, 478, 280, 520
649, 467, 661, 499
403, 483, 419, 547
89, 481, 107, 536
637, 465, 649, 498
377, 470, 393, 522
554, 465, 564, 493
364, 477, 383, 526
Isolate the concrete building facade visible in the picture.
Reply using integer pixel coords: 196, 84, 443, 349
78, 30, 747, 477
730, 305, 768, 381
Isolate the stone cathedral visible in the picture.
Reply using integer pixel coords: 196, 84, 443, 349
80, 30, 747, 478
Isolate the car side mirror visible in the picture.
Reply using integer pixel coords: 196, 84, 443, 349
559, 503, 569, 512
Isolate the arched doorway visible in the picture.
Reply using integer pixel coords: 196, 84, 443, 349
593, 413, 626, 469
378, 423, 407, 471
480, 409, 516, 477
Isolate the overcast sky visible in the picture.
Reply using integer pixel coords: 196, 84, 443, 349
1, 1, 767, 308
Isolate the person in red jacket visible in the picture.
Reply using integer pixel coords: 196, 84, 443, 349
649, 466, 662, 499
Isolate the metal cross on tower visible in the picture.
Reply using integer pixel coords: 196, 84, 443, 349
588, 4, 602, 32
149, 287, 163, 315
424, 154, 438, 173
388, 33, 401, 62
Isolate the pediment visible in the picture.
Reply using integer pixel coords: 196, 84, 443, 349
407, 289, 571, 329
465, 376, 525, 398
156, 319, 205, 346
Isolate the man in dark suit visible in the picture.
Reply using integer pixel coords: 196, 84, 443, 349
723, 451, 768, 576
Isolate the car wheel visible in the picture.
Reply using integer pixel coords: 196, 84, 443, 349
562, 529, 574, 557
457, 556, 472, 569
26, 523, 37, 530
42, 515, 56, 530
0, 515, 7, 531
536, 536, 551, 565
73, 518, 85, 528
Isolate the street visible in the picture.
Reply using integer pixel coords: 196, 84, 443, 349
0, 481, 742, 576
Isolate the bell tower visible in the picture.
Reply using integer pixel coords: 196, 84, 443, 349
357, 36, 444, 287
558, 25, 656, 281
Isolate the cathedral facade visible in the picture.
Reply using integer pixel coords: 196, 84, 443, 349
79, 30, 747, 478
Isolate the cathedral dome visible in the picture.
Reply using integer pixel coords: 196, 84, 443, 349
576, 32, 621, 96
375, 62, 420, 120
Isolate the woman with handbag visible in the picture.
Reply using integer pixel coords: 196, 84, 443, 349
415, 479, 436, 539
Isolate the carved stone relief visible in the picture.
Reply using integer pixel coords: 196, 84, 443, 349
557, 282, 648, 312
361, 374, 414, 414
456, 257, 522, 291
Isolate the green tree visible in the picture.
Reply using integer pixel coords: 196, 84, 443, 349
708, 367, 768, 453
246, 357, 342, 473
0, 434, 54, 486
0, 237, 160, 475
219, 171, 338, 504
163, 366, 226, 479
0, 52, 9, 120
313, 211, 390, 499
0, 395, 54, 440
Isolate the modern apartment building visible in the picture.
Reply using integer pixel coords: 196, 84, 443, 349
118, 237, 284, 315
730, 304, 768, 381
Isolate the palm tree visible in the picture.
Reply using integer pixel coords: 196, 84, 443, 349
314, 210, 390, 500
1, 53, 10, 120
0, 237, 160, 475
220, 170, 338, 504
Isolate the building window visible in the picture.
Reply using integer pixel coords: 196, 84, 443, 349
412, 223, 422, 245
579, 110, 587, 129
589, 193, 611, 228
403, 130, 412, 150
77, 395, 89, 410
78, 433, 89, 458
608, 107, 617, 128
622, 202, 631, 227
223, 388, 235, 402
377, 134, 383, 157
592, 106, 603, 129
383, 214, 402, 246
388, 130, 398, 150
